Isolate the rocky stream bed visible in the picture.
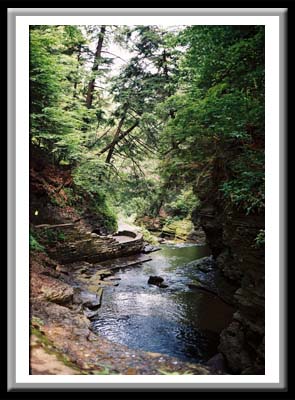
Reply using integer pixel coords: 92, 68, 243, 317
30, 227, 237, 375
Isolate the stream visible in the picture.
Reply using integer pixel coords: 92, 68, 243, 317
92, 243, 235, 364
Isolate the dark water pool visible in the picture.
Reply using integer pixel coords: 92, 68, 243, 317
92, 243, 234, 363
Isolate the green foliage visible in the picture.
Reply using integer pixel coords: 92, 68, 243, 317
138, 226, 159, 245
30, 24, 264, 243
254, 229, 265, 247
29, 233, 45, 252
30, 25, 108, 164
91, 195, 118, 232
73, 160, 117, 232
31, 316, 44, 327
73, 159, 110, 194
38, 228, 66, 244
90, 368, 111, 375
220, 171, 264, 214
158, 25, 265, 215
30, 26, 85, 153
167, 188, 199, 219
122, 197, 151, 218
158, 369, 194, 375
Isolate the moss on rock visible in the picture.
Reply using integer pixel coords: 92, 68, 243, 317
162, 219, 194, 240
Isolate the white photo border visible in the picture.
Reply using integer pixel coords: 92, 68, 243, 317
7, 8, 287, 391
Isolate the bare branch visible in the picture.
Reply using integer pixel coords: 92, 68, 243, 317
101, 51, 127, 63
99, 120, 139, 157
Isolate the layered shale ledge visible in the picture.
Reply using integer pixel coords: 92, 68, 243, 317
34, 223, 144, 264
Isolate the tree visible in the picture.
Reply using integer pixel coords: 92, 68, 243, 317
85, 26, 106, 108
97, 26, 180, 166
30, 25, 86, 160
158, 25, 265, 214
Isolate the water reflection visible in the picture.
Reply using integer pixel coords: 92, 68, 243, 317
92, 244, 234, 363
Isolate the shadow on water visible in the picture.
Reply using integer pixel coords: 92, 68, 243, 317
92, 243, 235, 363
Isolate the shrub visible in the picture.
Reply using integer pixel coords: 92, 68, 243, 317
29, 233, 45, 252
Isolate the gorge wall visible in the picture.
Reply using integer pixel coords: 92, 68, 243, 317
194, 159, 265, 374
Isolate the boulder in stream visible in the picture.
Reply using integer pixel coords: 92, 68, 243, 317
142, 244, 161, 254
74, 289, 103, 320
148, 276, 164, 285
148, 276, 168, 288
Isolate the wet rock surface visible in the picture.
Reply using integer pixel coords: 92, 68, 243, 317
142, 244, 161, 254
30, 250, 214, 375
148, 276, 168, 288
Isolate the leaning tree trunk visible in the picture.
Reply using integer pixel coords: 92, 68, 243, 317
86, 26, 106, 108
104, 120, 139, 164
105, 116, 126, 164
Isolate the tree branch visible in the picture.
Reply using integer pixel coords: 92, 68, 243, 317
86, 127, 112, 149
99, 120, 139, 161
101, 51, 127, 63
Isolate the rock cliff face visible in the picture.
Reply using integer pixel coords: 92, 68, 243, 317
193, 163, 265, 374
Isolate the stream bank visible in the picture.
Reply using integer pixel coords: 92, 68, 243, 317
30, 222, 237, 375
30, 249, 214, 375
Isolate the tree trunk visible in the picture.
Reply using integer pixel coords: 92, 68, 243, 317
73, 45, 82, 98
162, 49, 175, 119
101, 120, 139, 164
105, 116, 126, 163
86, 26, 106, 108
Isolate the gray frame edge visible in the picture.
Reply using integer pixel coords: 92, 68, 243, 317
7, 7, 287, 391
279, 7, 288, 393
7, 8, 16, 394
7, 7, 288, 16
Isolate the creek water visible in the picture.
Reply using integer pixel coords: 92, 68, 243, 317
92, 243, 234, 363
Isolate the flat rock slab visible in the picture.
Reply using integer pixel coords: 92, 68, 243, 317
114, 235, 135, 243
95, 254, 152, 272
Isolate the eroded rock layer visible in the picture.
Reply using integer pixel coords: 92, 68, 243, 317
194, 174, 265, 374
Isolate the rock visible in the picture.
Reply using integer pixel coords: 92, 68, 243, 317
187, 228, 206, 244
83, 308, 100, 319
193, 195, 265, 374
148, 276, 164, 285
136, 216, 164, 231
205, 353, 227, 374
142, 244, 161, 254
30, 335, 80, 375
55, 265, 69, 275
73, 289, 103, 320
218, 321, 252, 373
185, 256, 215, 272
104, 277, 121, 281
98, 270, 112, 279
159, 283, 168, 289
41, 282, 74, 305
162, 219, 194, 240
44, 224, 144, 264
80, 289, 102, 306
148, 276, 168, 288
